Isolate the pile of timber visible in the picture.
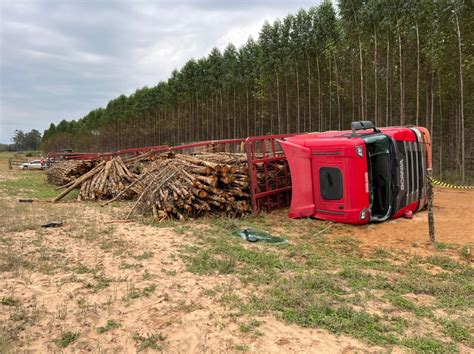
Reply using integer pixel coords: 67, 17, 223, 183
126, 153, 251, 221
50, 151, 253, 221
125, 151, 158, 174
78, 156, 138, 201
52, 156, 138, 202
46, 160, 97, 186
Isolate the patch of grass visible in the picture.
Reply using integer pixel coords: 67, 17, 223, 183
387, 294, 417, 311
74, 263, 95, 274
122, 283, 156, 302
338, 267, 373, 290
133, 333, 165, 352
388, 266, 474, 309
133, 251, 154, 260
123, 283, 141, 302
458, 245, 471, 262
92, 274, 111, 291
0, 200, 78, 233
175, 217, 472, 351
177, 300, 202, 313
249, 275, 397, 345
372, 247, 391, 258
359, 258, 396, 271
53, 331, 79, 348
438, 318, 473, 346
433, 242, 457, 251
173, 224, 193, 235
143, 284, 157, 297
385, 294, 431, 316
0, 247, 33, 273
96, 320, 120, 334
239, 319, 262, 335
426, 255, 463, 271
234, 343, 250, 351
100, 238, 127, 251
220, 292, 242, 308
182, 230, 296, 284
183, 248, 237, 275
330, 236, 361, 255
1, 297, 19, 306
0, 236, 12, 245
401, 336, 457, 353
202, 288, 217, 297
161, 269, 177, 276
119, 261, 143, 270
142, 270, 153, 280
0, 172, 75, 200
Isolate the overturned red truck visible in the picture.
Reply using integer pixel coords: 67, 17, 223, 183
278, 121, 432, 224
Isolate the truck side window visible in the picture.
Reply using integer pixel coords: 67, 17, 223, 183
320, 167, 343, 200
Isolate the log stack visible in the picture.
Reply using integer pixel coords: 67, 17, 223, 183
52, 157, 138, 202
78, 156, 138, 201
46, 160, 97, 186
129, 153, 251, 221
50, 151, 253, 221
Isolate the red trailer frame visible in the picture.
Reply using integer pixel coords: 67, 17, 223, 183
245, 134, 296, 212
168, 135, 296, 212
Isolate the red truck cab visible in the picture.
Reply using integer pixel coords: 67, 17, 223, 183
278, 121, 432, 224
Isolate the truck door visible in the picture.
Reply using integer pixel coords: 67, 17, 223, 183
311, 148, 347, 222
278, 140, 315, 218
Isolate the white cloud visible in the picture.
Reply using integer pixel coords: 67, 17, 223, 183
0, 0, 318, 143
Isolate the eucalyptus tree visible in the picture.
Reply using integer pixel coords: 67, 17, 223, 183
260, 20, 282, 133
238, 38, 259, 136
207, 48, 224, 138
222, 44, 239, 138
451, 1, 466, 182
318, 1, 339, 130
338, 0, 366, 120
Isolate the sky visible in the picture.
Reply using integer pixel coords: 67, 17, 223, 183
0, 0, 323, 144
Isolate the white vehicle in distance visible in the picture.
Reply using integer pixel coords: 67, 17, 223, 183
20, 160, 45, 170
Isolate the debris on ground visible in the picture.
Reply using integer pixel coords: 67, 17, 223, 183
235, 229, 287, 244
41, 221, 63, 228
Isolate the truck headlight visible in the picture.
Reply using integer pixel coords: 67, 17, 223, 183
355, 146, 364, 157
360, 208, 367, 220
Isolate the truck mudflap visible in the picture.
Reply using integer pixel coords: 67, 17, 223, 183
277, 140, 316, 218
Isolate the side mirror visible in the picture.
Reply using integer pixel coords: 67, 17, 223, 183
351, 121, 380, 136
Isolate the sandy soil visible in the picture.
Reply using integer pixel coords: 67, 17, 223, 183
262, 187, 473, 258
1, 183, 472, 352
1, 201, 385, 353
342, 188, 474, 257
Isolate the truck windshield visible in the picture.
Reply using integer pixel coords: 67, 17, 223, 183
364, 135, 392, 221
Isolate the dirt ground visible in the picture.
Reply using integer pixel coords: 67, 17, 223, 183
342, 188, 474, 256
0, 200, 389, 353
0, 161, 472, 353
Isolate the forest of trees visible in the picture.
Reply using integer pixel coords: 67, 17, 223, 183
41, 0, 473, 182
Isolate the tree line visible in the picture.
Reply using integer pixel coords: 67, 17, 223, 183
0, 129, 42, 152
41, 0, 473, 182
